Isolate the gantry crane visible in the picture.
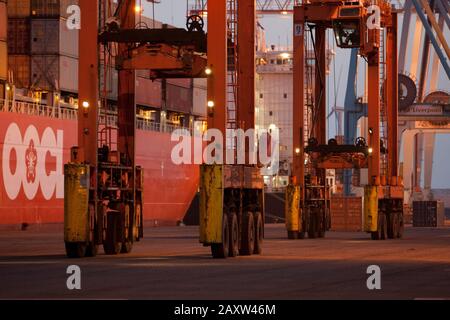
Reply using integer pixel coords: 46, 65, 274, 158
286, 0, 404, 240
199, 0, 265, 258
64, 0, 207, 258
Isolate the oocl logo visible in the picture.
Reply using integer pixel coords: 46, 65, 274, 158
2, 123, 64, 200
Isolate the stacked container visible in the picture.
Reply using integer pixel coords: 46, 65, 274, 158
6, 0, 80, 92
5, 1, 207, 119
0, 0, 8, 97
413, 201, 445, 227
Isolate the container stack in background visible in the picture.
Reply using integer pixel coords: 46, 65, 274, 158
0, 0, 7, 99
413, 201, 445, 228
5, 1, 206, 126
7, 0, 80, 100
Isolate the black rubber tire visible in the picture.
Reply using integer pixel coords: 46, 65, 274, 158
240, 212, 255, 256
228, 213, 239, 257
371, 212, 386, 241
65, 242, 87, 258
396, 212, 404, 239
287, 231, 298, 239
387, 211, 395, 239
103, 213, 122, 255
380, 213, 388, 240
211, 213, 229, 259
85, 243, 98, 257
317, 211, 325, 238
308, 211, 317, 239
121, 241, 133, 254
392, 212, 400, 240
253, 212, 263, 255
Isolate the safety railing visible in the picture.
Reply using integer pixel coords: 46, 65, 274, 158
0, 99, 192, 135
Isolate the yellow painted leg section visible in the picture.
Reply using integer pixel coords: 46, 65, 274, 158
64, 163, 90, 242
285, 184, 300, 232
199, 164, 224, 244
364, 186, 378, 232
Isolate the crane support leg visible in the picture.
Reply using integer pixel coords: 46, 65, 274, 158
64, 0, 99, 258
285, 7, 305, 239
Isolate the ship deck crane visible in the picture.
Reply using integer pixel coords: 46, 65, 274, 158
64, 0, 207, 258
286, 0, 404, 241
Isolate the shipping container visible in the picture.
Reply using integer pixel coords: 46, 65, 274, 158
165, 81, 192, 113
31, 54, 59, 90
59, 18, 78, 57
193, 78, 207, 117
30, 18, 78, 56
0, 1, 7, 40
7, 18, 31, 54
31, 0, 60, 17
136, 77, 161, 109
0, 41, 7, 80
59, 55, 77, 92
413, 201, 445, 227
7, 0, 30, 18
30, 0, 80, 18
330, 196, 363, 232
60, 0, 79, 19
8, 55, 30, 87
31, 18, 59, 54
167, 78, 192, 89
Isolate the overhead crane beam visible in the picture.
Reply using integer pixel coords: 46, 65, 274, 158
189, 0, 299, 15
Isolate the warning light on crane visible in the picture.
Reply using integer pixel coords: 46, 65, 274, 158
295, 147, 301, 154
134, 5, 143, 13
368, 147, 374, 155
82, 101, 90, 109
207, 100, 215, 108
205, 67, 212, 76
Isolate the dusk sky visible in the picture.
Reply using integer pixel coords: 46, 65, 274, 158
145, 0, 450, 189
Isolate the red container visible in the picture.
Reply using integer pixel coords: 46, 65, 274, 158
136, 77, 162, 109
7, 0, 30, 18
9, 55, 31, 87
165, 81, 192, 113
0, 41, 6, 80
0, 1, 7, 41
330, 196, 363, 232
7, 18, 31, 54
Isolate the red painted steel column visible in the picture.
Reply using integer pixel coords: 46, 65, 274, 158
118, 0, 136, 167
78, 0, 99, 166
292, 6, 305, 187
386, 11, 398, 179
367, 37, 381, 183
207, 0, 227, 157
237, 0, 256, 164
314, 25, 327, 146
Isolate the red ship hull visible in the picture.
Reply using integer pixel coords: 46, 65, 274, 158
0, 110, 199, 225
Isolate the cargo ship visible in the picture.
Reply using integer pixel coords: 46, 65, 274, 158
0, 0, 208, 226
